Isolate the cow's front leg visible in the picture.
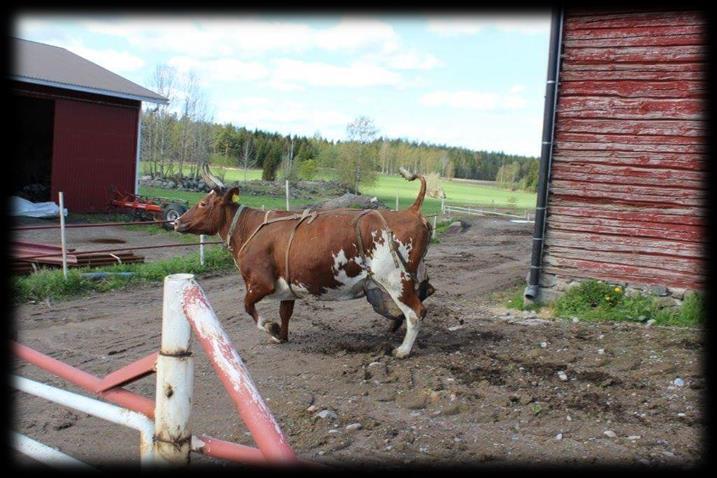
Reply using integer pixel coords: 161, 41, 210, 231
279, 300, 294, 342
244, 277, 282, 343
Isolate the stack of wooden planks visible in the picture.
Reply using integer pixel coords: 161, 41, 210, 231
11, 241, 144, 275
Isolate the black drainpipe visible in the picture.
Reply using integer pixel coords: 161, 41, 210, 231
524, 6, 564, 302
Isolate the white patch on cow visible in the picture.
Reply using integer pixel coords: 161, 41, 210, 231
264, 277, 310, 301
317, 249, 369, 301
367, 230, 407, 299
416, 259, 427, 283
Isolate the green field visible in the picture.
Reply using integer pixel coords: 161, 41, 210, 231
139, 162, 537, 216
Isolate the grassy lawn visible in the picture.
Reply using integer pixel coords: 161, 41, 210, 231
139, 186, 316, 211
363, 174, 536, 216
140, 163, 537, 216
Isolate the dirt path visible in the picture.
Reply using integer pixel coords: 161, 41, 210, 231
11, 216, 703, 468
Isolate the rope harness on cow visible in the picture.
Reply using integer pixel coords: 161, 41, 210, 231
224, 205, 413, 299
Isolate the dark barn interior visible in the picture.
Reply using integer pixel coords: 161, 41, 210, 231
14, 94, 55, 202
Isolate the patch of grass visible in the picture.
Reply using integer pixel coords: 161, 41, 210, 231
429, 219, 455, 244
13, 246, 236, 303
504, 286, 541, 312
553, 279, 703, 327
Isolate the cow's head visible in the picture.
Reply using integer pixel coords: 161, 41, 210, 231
174, 164, 239, 235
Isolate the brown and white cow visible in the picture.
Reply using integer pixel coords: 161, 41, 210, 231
174, 165, 434, 358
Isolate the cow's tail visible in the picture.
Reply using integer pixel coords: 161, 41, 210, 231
398, 167, 426, 213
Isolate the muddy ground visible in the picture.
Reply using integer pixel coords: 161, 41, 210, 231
10, 215, 704, 468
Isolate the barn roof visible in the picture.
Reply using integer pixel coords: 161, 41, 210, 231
10, 37, 168, 104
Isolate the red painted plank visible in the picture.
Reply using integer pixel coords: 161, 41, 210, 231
556, 96, 704, 120
565, 12, 704, 31
561, 61, 705, 73
554, 141, 704, 154
548, 194, 707, 218
564, 33, 704, 49
559, 80, 705, 99
550, 162, 704, 180
560, 70, 705, 82
563, 45, 704, 64
564, 23, 704, 40
544, 230, 703, 257
556, 131, 704, 147
550, 179, 705, 201
547, 205, 706, 225
551, 151, 704, 171
555, 118, 706, 137
542, 261, 702, 290
543, 255, 704, 284
547, 246, 704, 273
550, 165, 704, 189
547, 218, 704, 243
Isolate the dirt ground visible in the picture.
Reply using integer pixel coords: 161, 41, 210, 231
10, 215, 704, 468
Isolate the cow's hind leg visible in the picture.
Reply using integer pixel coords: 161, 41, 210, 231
279, 300, 294, 342
374, 277, 426, 359
243, 273, 282, 343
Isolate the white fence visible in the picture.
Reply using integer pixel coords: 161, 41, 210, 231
12, 273, 299, 468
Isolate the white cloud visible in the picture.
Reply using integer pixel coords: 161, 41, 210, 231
420, 86, 529, 111
77, 16, 401, 58
271, 58, 403, 89
427, 14, 550, 36
215, 98, 351, 139
167, 56, 269, 82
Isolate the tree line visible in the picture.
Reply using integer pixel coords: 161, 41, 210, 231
141, 65, 539, 193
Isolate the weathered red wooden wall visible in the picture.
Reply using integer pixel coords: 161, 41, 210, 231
51, 95, 140, 213
543, 8, 706, 290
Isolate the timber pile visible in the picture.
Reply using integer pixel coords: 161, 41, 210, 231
11, 241, 144, 275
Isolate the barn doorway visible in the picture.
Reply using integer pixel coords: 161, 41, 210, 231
14, 94, 54, 202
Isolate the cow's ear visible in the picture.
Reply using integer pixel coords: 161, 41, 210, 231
222, 187, 240, 205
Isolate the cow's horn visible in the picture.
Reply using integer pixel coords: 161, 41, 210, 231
201, 162, 225, 190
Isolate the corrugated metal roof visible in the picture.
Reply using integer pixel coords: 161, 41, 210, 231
10, 37, 168, 104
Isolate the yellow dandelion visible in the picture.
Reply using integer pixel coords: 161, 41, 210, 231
614, 287, 622, 293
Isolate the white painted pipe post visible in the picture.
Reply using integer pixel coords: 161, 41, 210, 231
285, 180, 290, 211
432, 215, 437, 239
199, 234, 205, 266
12, 432, 96, 470
154, 274, 195, 465
12, 376, 156, 466
395, 191, 399, 211
58, 192, 68, 280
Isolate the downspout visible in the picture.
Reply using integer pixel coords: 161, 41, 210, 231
524, 6, 564, 302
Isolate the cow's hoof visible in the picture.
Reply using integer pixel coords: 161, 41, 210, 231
264, 322, 282, 342
392, 347, 411, 359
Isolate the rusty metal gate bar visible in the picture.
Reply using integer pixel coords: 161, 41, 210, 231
12, 273, 301, 467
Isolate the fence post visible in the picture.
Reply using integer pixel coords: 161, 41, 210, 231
441, 196, 445, 215
285, 180, 290, 211
432, 215, 437, 239
395, 191, 399, 211
199, 234, 205, 266
153, 274, 194, 464
58, 192, 68, 280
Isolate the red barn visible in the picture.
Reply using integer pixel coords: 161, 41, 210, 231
10, 38, 167, 213
525, 8, 706, 303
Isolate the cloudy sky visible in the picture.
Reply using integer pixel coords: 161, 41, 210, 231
14, 13, 551, 156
